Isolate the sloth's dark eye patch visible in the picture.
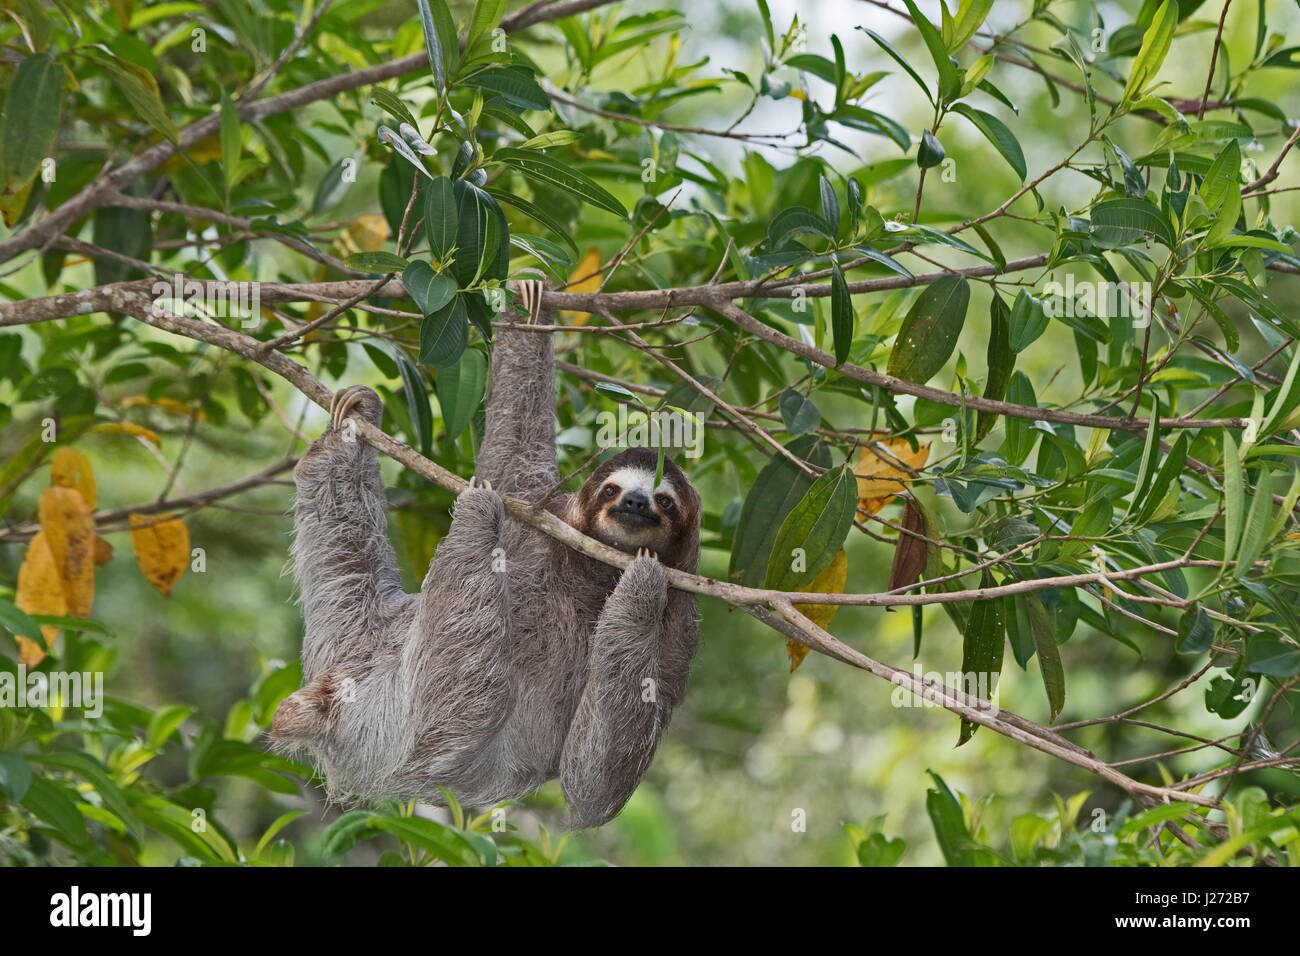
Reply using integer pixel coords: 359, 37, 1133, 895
602, 483, 620, 499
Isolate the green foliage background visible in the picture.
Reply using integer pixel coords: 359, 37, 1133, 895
2, 0, 1300, 865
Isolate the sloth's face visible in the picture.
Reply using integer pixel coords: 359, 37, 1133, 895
570, 450, 700, 570
591, 465, 681, 553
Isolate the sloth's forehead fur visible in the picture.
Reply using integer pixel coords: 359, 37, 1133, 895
600, 466, 680, 505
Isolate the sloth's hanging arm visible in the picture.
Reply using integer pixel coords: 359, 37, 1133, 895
473, 279, 563, 500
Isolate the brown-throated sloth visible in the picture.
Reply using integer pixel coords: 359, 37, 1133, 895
270, 280, 701, 829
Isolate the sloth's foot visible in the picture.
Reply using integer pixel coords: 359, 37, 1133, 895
467, 475, 493, 491
635, 547, 660, 561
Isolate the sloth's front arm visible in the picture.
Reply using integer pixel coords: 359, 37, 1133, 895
560, 554, 699, 829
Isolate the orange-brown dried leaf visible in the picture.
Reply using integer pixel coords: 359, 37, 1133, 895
93, 535, 114, 566
38, 486, 96, 617
130, 513, 190, 596
15, 531, 68, 666
855, 437, 930, 514
50, 446, 97, 508
888, 498, 929, 593
788, 548, 848, 671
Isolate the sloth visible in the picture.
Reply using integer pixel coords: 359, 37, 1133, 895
270, 280, 702, 829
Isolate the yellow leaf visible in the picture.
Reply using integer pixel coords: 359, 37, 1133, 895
855, 437, 930, 514
337, 214, 390, 255
38, 486, 96, 618
560, 247, 602, 326
130, 513, 190, 596
50, 446, 97, 509
787, 549, 848, 671
0, 175, 36, 227
92, 422, 162, 446
15, 531, 68, 666
118, 395, 205, 420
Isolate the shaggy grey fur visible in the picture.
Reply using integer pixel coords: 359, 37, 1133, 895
270, 281, 701, 829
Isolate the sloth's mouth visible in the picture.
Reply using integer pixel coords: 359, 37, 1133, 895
609, 506, 660, 528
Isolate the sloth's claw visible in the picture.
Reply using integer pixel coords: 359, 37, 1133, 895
468, 475, 493, 492
330, 386, 364, 431
517, 278, 545, 325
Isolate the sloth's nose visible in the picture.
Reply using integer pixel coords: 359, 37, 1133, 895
621, 490, 654, 514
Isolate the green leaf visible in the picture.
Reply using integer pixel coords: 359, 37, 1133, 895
369, 86, 419, 130
1221, 434, 1244, 570
1123, 0, 1179, 104
901, 0, 962, 103
21, 776, 90, 850
763, 462, 859, 591
436, 347, 487, 443
0, 753, 31, 802
468, 0, 508, 48
31, 751, 141, 836
488, 187, 578, 255
1175, 603, 1214, 654
394, 347, 433, 455
321, 810, 377, 857
0, 598, 41, 641
951, 104, 1026, 180
346, 251, 410, 273
1199, 140, 1241, 211
1244, 637, 1300, 677
492, 148, 627, 218
778, 389, 821, 437
926, 771, 998, 865
83, 51, 179, 145
1024, 594, 1065, 721
420, 175, 458, 263
369, 815, 483, 865
1007, 290, 1048, 352
1089, 197, 1177, 249
420, 296, 469, 368
1234, 465, 1274, 580
451, 179, 509, 286
1122, 396, 1162, 522
417, 0, 457, 91
461, 67, 550, 112
1261, 342, 1300, 439
830, 263, 853, 367
947, 0, 993, 52
313, 155, 355, 215
2, 54, 63, 190
976, 293, 1014, 441
146, 704, 193, 749
768, 206, 833, 249
818, 175, 841, 234
1135, 431, 1187, 524
731, 436, 832, 588
403, 260, 458, 316
886, 275, 970, 384
957, 574, 1005, 745
857, 832, 907, 866
856, 26, 934, 106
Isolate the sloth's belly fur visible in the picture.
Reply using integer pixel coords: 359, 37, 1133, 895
312, 516, 618, 809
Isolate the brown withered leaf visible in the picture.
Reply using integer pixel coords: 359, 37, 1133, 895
130, 513, 190, 596
50, 446, 97, 509
93, 535, 114, 566
788, 548, 848, 671
855, 437, 930, 514
888, 498, 929, 593
15, 531, 68, 667
38, 486, 96, 617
